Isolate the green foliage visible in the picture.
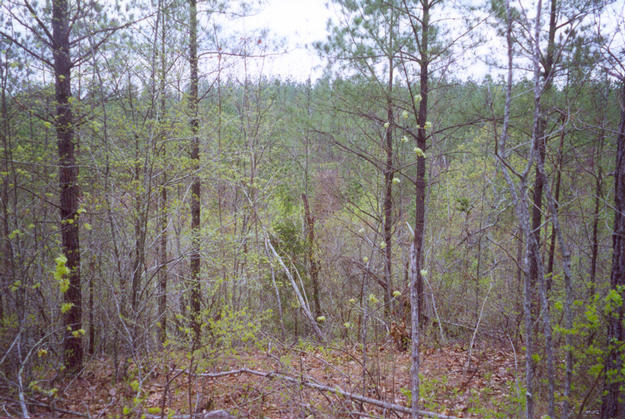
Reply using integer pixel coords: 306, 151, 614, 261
60, 302, 74, 313
604, 287, 624, 317
208, 306, 270, 350
466, 382, 523, 418
54, 255, 70, 293
273, 218, 305, 258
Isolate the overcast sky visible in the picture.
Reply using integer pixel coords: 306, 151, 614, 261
235, 0, 625, 82
237, 0, 498, 81
239, 0, 334, 81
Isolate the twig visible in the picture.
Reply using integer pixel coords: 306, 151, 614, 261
16, 334, 29, 419
15, 396, 89, 418
506, 334, 521, 412
464, 276, 494, 373
0, 329, 22, 366
576, 366, 603, 419
143, 410, 232, 419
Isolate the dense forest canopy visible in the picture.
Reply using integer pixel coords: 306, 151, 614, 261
1, 0, 625, 417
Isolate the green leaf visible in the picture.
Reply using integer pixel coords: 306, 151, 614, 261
61, 302, 74, 313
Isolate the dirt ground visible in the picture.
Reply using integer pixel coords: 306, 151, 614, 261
23, 339, 522, 418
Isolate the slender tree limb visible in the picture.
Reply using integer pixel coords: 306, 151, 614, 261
0, 30, 53, 67
22, 0, 54, 42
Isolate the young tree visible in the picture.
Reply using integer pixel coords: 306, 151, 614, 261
397, 0, 453, 413
319, 0, 404, 319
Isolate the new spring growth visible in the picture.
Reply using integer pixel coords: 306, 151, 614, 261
420, 269, 428, 277
71, 328, 86, 338
316, 316, 326, 323
392, 177, 401, 184
384, 121, 390, 129
61, 302, 74, 313
414, 94, 422, 103
402, 110, 409, 119
414, 147, 426, 158
344, 322, 351, 328
362, 256, 369, 263
368, 293, 379, 304
54, 255, 70, 293
401, 135, 408, 143
393, 290, 402, 297
380, 241, 386, 249
348, 298, 357, 304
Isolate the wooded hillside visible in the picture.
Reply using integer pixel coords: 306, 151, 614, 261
1, 0, 625, 417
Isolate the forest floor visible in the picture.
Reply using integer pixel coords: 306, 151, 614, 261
26, 339, 523, 418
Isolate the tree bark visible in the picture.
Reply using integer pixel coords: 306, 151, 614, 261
546, 118, 564, 292
495, 1, 535, 415
383, 49, 395, 320
590, 123, 605, 296
0, 47, 15, 326
413, 0, 429, 332
408, 2, 430, 415
53, 0, 83, 372
601, 81, 625, 419
302, 193, 322, 319
528, 0, 557, 336
529, 1, 556, 415
88, 257, 95, 355
158, 0, 168, 347
131, 129, 146, 311
188, 0, 201, 344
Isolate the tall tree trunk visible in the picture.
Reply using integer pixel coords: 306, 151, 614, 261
528, 126, 545, 321
409, 241, 421, 418
546, 118, 565, 292
158, 182, 168, 345
413, 0, 428, 332
529, 0, 555, 415
157, 0, 168, 347
409, 2, 430, 415
515, 225, 523, 323
88, 256, 95, 355
383, 39, 395, 320
302, 194, 322, 319
590, 123, 606, 296
0, 49, 15, 325
601, 81, 625, 419
188, 0, 201, 344
495, 1, 534, 415
535, 116, 575, 419
540, 113, 576, 419
53, 0, 83, 372
131, 131, 144, 311
528, 0, 557, 335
